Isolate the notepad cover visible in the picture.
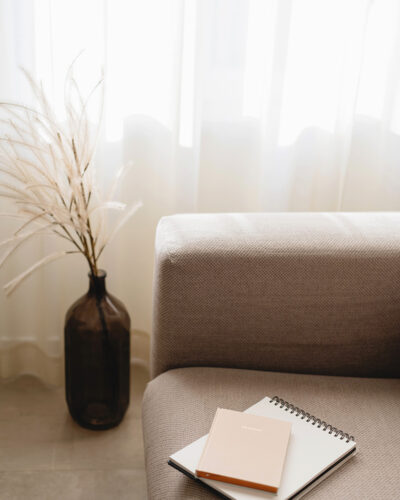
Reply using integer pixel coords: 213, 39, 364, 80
196, 408, 291, 493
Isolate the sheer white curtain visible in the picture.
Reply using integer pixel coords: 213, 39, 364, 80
1, 0, 400, 383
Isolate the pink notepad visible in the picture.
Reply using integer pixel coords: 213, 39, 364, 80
196, 408, 291, 493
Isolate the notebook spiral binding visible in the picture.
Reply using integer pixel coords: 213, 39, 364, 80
269, 396, 355, 443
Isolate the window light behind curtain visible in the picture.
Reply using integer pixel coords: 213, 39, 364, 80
1, 0, 400, 383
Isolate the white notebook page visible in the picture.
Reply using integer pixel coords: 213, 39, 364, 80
169, 397, 356, 500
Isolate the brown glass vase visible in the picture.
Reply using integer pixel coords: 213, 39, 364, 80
64, 270, 130, 430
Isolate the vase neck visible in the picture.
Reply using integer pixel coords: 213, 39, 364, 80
88, 270, 107, 298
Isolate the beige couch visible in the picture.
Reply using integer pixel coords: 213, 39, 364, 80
142, 213, 400, 500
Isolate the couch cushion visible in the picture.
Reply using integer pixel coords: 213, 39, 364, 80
142, 367, 400, 500
153, 213, 400, 378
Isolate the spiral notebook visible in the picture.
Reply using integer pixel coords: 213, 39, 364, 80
169, 396, 356, 500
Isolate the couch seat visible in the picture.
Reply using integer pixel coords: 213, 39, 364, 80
142, 367, 400, 500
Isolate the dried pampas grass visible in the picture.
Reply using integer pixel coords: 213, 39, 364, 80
0, 62, 141, 295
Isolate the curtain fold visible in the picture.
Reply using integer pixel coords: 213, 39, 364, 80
1, 0, 400, 383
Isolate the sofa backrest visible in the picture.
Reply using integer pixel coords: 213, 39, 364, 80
152, 213, 400, 379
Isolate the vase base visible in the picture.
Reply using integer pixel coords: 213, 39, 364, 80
69, 402, 125, 430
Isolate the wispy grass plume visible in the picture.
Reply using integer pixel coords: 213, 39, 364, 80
0, 62, 141, 295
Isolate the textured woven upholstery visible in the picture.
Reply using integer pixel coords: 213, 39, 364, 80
144, 213, 400, 499
152, 213, 400, 378
143, 367, 400, 500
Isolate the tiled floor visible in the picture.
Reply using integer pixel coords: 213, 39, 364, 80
0, 362, 149, 500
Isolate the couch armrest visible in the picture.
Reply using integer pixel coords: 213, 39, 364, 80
151, 213, 400, 378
